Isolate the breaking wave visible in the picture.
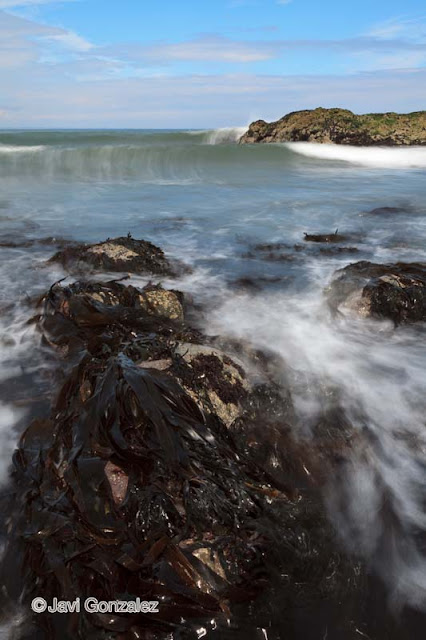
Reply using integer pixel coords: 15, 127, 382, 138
0, 129, 249, 180
286, 142, 426, 168
3, 130, 426, 182
203, 127, 248, 145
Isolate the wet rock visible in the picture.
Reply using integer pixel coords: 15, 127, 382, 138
243, 241, 297, 263
328, 260, 426, 324
232, 275, 286, 291
104, 460, 129, 505
319, 246, 359, 256
243, 250, 295, 262
137, 284, 184, 322
0, 235, 76, 249
173, 343, 250, 427
44, 278, 183, 328
365, 206, 409, 216
138, 358, 173, 371
304, 230, 349, 243
49, 235, 179, 276
253, 242, 289, 252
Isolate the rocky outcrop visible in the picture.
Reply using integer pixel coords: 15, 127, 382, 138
240, 108, 426, 146
328, 261, 426, 324
0, 237, 371, 639
49, 235, 180, 276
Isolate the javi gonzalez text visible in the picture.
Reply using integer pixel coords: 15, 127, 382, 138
31, 597, 160, 614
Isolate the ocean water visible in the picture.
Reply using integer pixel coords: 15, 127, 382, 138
2, 129, 426, 620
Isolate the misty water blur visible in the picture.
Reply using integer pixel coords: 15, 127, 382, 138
207, 275, 426, 610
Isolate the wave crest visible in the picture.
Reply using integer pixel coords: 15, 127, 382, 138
204, 127, 248, 145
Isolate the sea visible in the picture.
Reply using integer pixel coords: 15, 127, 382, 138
1, 128, 426, 632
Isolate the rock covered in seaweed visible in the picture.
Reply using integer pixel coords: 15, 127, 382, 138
239, 107, 426, 146
39, 279, 186, 360
328, 261, 426, 324
304, 231, 349, 243
0, 238, 368, 638
38, 279, 280, 431
49, 235, 182, 276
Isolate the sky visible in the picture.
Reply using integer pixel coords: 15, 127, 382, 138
0, 0, 426, 128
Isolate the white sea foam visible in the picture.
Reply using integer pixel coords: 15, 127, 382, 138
204, 127, 248, 145
0, 403, 22, 486
286, 142, 426, 168
0, 144, 46, 153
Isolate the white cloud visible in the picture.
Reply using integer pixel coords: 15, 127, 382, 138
111, 36, 277, 64
0, 0, 75, 7
44, 31, 94, 52
0, 10, 63, 67
351, 50, 426, 72
355, 16, 426, 71
368, 16, 426, 41
0, 9, 94, 69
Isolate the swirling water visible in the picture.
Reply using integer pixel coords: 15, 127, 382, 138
1, 129, 426, 626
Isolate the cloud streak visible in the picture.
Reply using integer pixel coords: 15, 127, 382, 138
98, 33, 426, 74
0, 0, 75, 7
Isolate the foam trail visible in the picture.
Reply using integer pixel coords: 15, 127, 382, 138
0, 404, 22, 486
207, 286, 426, 610
286, 142, 426, 168
0, 144, 46, 153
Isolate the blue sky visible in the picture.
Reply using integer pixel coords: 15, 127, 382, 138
1, 0, 426, 127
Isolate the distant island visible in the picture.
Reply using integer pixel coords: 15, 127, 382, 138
239, 107, 426, 146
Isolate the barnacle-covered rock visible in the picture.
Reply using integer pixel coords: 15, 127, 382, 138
49, 235, 182, 276
328, 261, 426, 324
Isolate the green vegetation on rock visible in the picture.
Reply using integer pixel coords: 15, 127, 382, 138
239, 107, 426, 146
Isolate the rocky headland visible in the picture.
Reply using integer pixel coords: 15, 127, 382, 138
239, 107, 426, 146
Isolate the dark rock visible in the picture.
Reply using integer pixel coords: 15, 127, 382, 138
243, 241, 296, 262
328, 261, 426, 324
319, 246, 359, 256
304, 231, 349, 243
232, 275, 286, 291
0, 236, 76, 249
49, 235, 180, 276
253, 242, 289, 251
365, 206, 409, 216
